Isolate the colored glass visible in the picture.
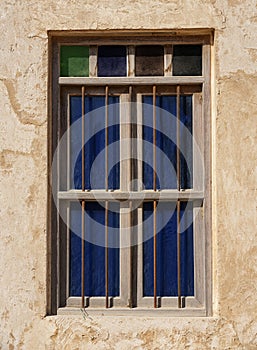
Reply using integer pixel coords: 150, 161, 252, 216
70, 201, 120, 297
135, 45, 164, 76
143, 201, 194, 296
98, 45, 127, 77
70, 95, 120, 190
60, 46, 89, 77
142, 95, 193, 190
173, 45, 202, 76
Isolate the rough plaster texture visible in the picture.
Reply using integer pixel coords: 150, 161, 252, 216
0, 0, 257, 349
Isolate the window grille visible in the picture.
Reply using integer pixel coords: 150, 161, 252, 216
48, 31, 212, 316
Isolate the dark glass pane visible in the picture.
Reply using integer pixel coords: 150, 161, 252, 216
143, 201, 194, 297
135, 46, 164, 76
142, 96, 177, 189
70, 201, 120, 297
70, 96, 120, 190
180, 95, 193, 189
60, 46, 89, 77
98, 46, 126, 77
173, 45, 202, 76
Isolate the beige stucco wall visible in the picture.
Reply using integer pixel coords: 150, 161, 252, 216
0, 0, 257, 349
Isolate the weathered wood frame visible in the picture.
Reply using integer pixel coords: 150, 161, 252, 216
47, 30, 213, 316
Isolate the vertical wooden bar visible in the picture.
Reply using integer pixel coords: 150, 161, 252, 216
129, 85, 133, 190
81, 200, 85, 308
127, 46, 135, 77
164, 45, 173, 77
105, 202, 109, 308
176, 85, 182, 308
129, 85, 133, 307
105, 86, 109, 308
81, 86, 85, 192
67, 95, 71, 190
81, 86, 85, 308
119, 94, 131, 307
129, 201, 133, 308
66, 205, 70, 300
177, 199, 182, 308
105, 85, 109, 192
153, 85, 157, 192
136, 93, 144, 306
153, 199, 157, 308
89, 46, 98, 77
47, 32, 54, 315
153, 85, 157, 307
203, 43, 212, 316
176, 85, 181, 191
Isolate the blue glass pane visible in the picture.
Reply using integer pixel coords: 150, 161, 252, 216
70, 201, 120, 297
180, 96, 193, 189
143, 201, 194, 296
70, 206, 82, 296
143, 96, 177, 189
70, 96, 120, 190
98, 46, 126, 77
180, 202, 194, 295
142, 95, 193, 190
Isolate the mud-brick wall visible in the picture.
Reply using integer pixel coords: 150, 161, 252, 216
0, 1, 257, 349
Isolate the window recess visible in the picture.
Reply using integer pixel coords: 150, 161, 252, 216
48, 31, 212, 316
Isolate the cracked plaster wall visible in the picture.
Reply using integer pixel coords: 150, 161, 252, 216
0, 0, 257, 349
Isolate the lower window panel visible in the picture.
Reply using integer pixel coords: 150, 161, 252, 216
67, 200, 194, 305
69, 201, 120, 297
143, 201, 194, 297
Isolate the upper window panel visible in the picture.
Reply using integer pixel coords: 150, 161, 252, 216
70, 95, 120, 190
135, 45, 164, 76
60, 46, 89, 77
97, 45, 127, 77
172, 45, 202, 76
59, 44, 203, 77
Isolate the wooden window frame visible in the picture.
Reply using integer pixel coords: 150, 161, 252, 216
47, 30, 213, 316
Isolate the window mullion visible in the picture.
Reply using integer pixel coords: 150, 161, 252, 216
202, 43, 212, 315
152, 85, 158, 308
176, 84, 183, 308
119, 93, 132, 306
81, 85, 85, 308
105, 86, 109, 308
136, 93, 143, 306
164, 45, 172, 76
127, 46, 135, 77
193, 92, 204, 191
89, 45, 98, 77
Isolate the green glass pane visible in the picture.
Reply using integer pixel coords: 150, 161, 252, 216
60, 46, 89, 77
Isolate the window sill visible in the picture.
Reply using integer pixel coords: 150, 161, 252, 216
57, 307, 207, 317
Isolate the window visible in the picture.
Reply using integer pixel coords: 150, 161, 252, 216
48, 30, 212, 316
